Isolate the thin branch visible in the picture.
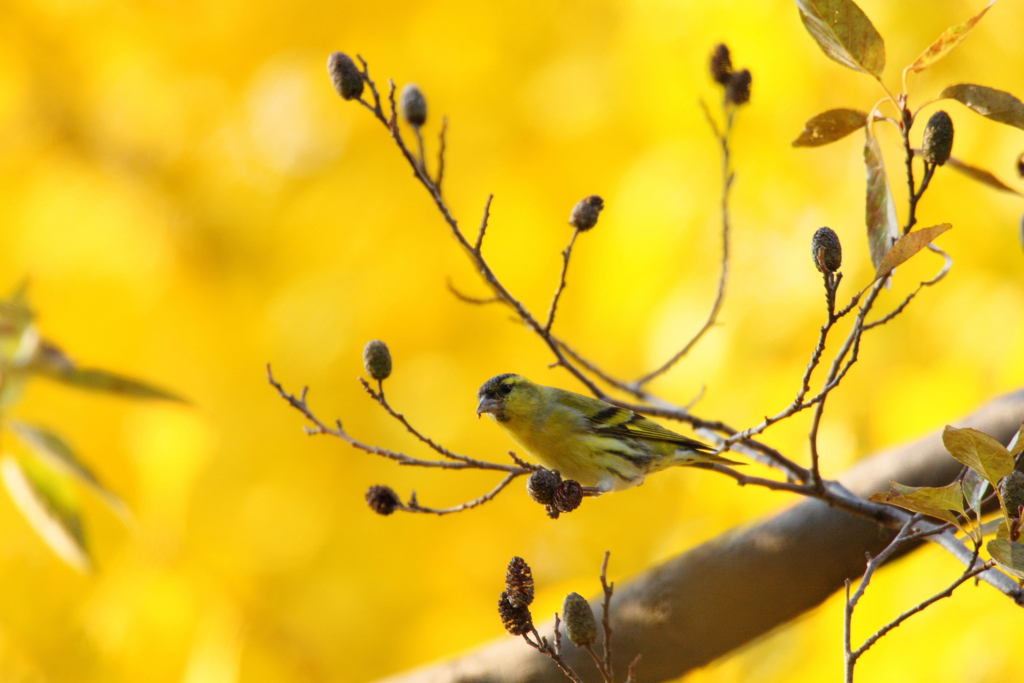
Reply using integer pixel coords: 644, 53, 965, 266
269, 365, 524, 472
544, 229, 581, 334
435, 116, 448, 190
854, 562, 990, 661
446, 278, 502, 305
845, 516, 993, 681
633, 99, 734, 387
400, 473, 520, 515
475, 195, 494, 253
414, 126, 427, 177
624, 655, 642, 683
599, 551, 614, 682
524, 627, 586, 683
359, 377, 477, 464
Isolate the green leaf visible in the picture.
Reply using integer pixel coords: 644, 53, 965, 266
963, 468, 988, 515
939, 83, 1024, 131
864, 126, 899, 269
10, 421, 131, 523
1, 456, 91, 572
869, 480, 967, 531
796, 0, 885, 77
987, 538, 1024, 579
907, 1, 996, 73
946, 157, 1023, 197
793, 108, 869, 147
874, 223, 952, 280
943, 425, 1016, 486
1010, 423, 1024, 457
36, 366, 186, 403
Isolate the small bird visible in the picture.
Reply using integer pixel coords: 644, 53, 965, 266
476, 373, 740, 492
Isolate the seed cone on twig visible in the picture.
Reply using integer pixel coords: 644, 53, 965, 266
505, 556, 535, 608
401, 84, 428, 128
366, 485, 401, 515
562, 592, 598, 646
710, 44, 733, 85
999, 470, 1024, 519
363, 340, 392, 381
922, 111, 954, 166
498, 590, 533, 636
553, 479, 583, 513
569, 196, 604, 231
327, 52, 364, 101
527, 468, 562, 505
811, 227, 842, 273
726, 69, 751, 106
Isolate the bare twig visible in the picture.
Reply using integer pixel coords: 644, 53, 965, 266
435, 116, 448, 190
268, 364, 534, 515
544, 228, 581, 334
400, 474, 520, 515
446, 278, 502, 305
844, 515, 991, 682
633, 99, 734, 387
475, 195, 494, 253
599, 550, 615, 682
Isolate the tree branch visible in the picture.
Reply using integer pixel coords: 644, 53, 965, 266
374, 388, 1024, 683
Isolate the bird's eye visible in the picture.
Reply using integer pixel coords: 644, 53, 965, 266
499, 383, 513, 396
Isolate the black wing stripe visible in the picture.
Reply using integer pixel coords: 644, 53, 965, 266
590, 406, 625, 425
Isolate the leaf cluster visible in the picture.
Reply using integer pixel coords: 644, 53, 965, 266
0, 282, 184, 571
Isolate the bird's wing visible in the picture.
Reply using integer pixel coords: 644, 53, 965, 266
554, 389, 715, 452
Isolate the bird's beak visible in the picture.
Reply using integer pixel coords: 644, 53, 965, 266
477, 397, 501, 418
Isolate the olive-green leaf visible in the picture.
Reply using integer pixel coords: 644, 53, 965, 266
869, 480, 967, 531
907, 1, 996, 73
962, 468, 988, 515
943, 425, 1015, 486
10, 421, 130, 523
946, 157, 1023, 197
0, 456, 91, 572
1010, 423, 1024, 457
939, 84, 1024, 131
987, 538, 1024, 579
796, 0, 885, 77
864, 126, 899, 268
793, 108, 869, 147
874, 223, 951, 280
38, 366, 186, 403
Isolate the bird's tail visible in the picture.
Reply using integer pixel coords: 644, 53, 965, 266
671, 448, 743, 468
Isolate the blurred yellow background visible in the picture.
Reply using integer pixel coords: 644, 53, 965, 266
0, 0, 1022, 681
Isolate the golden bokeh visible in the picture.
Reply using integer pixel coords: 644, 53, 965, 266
0, 0, 1022, 681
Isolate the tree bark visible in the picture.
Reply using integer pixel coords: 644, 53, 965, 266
377, 389, 1024, 683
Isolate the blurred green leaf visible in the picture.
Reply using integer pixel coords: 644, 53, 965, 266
793, 108, 868, 147
870, 480, 967, 532
874, 223, 951, 280
947, 157, 1023, 196
943, 425, 1015, 486
10, 421, 131, 523
36, 366, 186, 403
987, 538, 1024, 579
939, 83, 1024, 131
1, 456, 91, 572
963, 468, 988, 515
864, 126, 899, 268
0, 372, 28, 411
978, 518, 1006, 537
796, 0, 885, 78
907, 1, 995, 73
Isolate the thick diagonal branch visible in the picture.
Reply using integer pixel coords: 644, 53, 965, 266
375, 388, 1024, 683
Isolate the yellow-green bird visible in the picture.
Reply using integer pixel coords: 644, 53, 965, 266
476, 374, 740, 492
